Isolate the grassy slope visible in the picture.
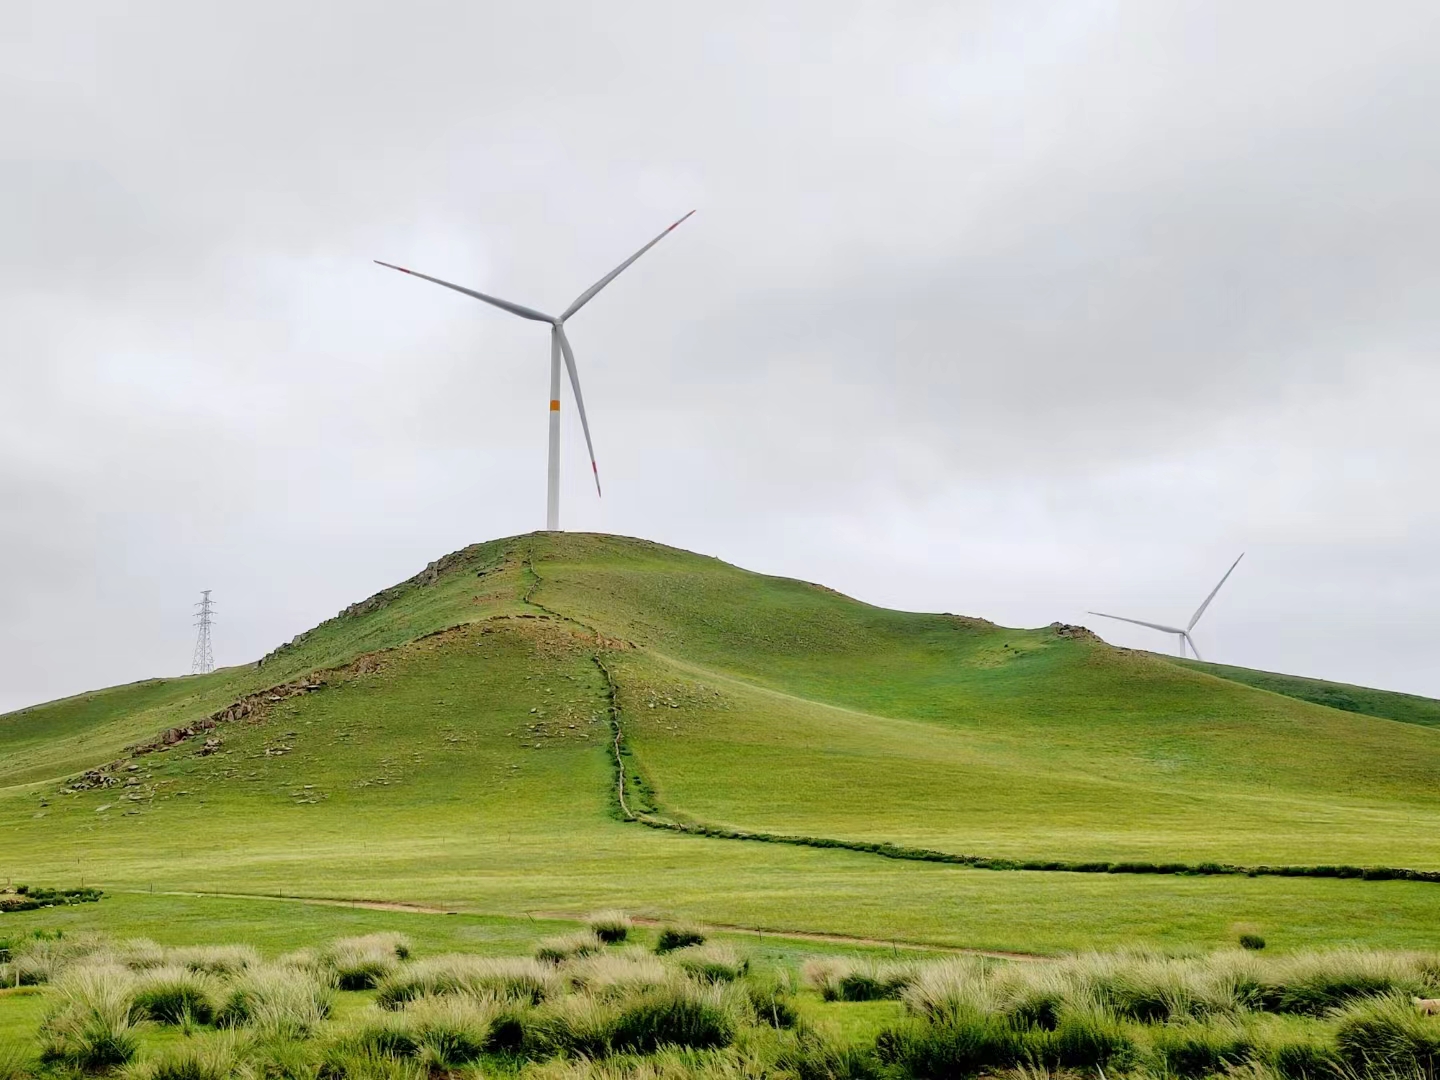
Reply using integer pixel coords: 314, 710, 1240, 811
5, 532, 1440, 953
0, 538, 529, 790
533, 536, 1440, 866
1172, 656, 1440, 729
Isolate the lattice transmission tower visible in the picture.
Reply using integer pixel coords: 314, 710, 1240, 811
192, 590, 216, 675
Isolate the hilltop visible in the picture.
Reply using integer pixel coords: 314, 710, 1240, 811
4, 532, 1440, 954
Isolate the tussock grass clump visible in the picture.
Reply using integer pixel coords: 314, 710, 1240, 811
317, 1044, 427, 1080
168, 944, 260, 976
877, 1003, 1132, 1078
586, 911, 633, 944
339, 1011, 424, 1060
38, 964, 143, 1070
322, 933, 411, 990
536, 931, 605, 965
606, 982, 737, 1053
1081, 951, 1241, 1021
654, 925, 705, 954
898, 957, 995, 1018
875, 1011, 1028, 1078
405, 995, 500, 1065
1334, 993, 1440, 1074
121, 1031, 245, 1080
215, 965, 333, 1038
668, 943, 749, 984
9, 931, 110, 986
0, 1041, 35, 1080
338, 995, 512, 1066
1263, 949, 1431, 1015
807, 956, 920, 1003
1146, 1017, 1258, 1077
565, 949, 677, 1000
529, 983, 739, 1057
739, 970, 799, 1030
116, 938, 167, 970
131, 964, 219, 1024
375, 955, 560, 1008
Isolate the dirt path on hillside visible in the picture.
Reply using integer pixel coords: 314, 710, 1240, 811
131, 890, 462, 915
531, 911, 1045, 960
123, 890, 1044, 959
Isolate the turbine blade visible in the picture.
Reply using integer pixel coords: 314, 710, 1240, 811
373, 261, 553, 322
1087, 612, 1187, 635
560, 210, 696, 322
1183, 632, 1203, 661
555, 325, 601, 497
1187, 552, 1245, 631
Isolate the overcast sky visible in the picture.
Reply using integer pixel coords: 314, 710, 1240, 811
3, 1, 1438, 714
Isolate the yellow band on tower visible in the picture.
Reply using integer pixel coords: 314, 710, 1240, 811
549, 400, 560, 411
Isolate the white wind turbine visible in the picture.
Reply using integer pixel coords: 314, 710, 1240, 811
375, 211, 695, 531
1089, 553, 1245, 660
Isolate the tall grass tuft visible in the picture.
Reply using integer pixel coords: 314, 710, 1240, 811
1264, 949, 1430, 1015
875, 1010, 1027, 1078
668, 944, 749, 984
121, 1031, 245, 1080
38, 963, 143, 1070
117, 939, 168, 970
375, 955, 560, 1008
536, 931, 605, 965
1334, 993, 1440, 1075
406, 995, 497, 1065
317, 1044, 427, 1080
10, 931, 110, 986
322, 934, 411, 990
565, 949, 678, 1000
1146, 1017, 1258, 1077
131, 964, 219, 1025
654, 925, 706, 954
739, 970, 799, 1030
807, 957, 920, 1003
215, 965, 334, 1038
167, 944, 260, 976
899, 957, 995, 1018
607, 982, 737, 1053
586, 911, 633, 945
0, 1041, 34, 1080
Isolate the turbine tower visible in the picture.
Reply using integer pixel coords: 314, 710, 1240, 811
1088, 553, 1244, 660
192, 590, 215, 675
375, 211, 695, 531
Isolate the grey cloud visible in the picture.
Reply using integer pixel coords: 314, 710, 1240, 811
3, 1, 1438, 712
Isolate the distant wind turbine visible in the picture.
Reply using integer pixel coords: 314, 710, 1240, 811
375, 210, 695, 531
1088, 553, 1245, 660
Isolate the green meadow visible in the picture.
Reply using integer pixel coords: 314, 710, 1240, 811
4, 532, 1440, 957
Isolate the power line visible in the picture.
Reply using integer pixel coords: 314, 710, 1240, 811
192, 590, 216, 675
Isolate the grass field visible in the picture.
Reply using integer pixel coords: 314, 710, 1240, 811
5, 922, 1440, 1079
4, 532, 1440, 956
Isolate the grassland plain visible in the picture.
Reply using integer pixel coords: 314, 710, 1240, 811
7, 927, 1440, 1080
4, 532, 1440, 954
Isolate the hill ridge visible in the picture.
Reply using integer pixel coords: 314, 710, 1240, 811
8, 529, 1440, 958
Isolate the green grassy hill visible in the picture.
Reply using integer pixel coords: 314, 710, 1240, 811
5, 532, 1440, 954
1169, 656, 1440, 728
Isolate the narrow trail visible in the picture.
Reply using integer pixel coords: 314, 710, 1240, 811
119, 889, 1043, 958
122, 889, 461, 914
531, 912, 1046, 960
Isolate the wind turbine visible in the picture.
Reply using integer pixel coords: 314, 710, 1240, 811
375, 210, 695, 531
1089, 553, 1245, 660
